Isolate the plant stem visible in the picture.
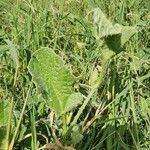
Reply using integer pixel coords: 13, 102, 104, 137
71, 58, 109, 127
71, 89, 95, 127
62, 114, 67, 135
5, 97, 14, 150
5, 67, 19, 150
8, 82, 32, 150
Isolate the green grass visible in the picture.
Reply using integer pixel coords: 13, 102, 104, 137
0, 0, 150, 150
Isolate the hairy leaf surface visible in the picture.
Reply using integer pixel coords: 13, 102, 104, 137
28, 48, 82, 114
92, 8, 137, 51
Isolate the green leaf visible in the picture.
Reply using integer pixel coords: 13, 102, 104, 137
28, 47, 82, 114
89, 68, 99, 89
0, 100, 11, 149
105, 25, 137, 53
92, 8, 121, 39
66, 92, 83, 112
101, 48, 115, 61
0, 100, 10, 127
0, 126, 7, 149
92, 8, 136, 40
0, 45, 8, 55
140, 97, 150, 117
71, 125, 83, 145
91, 8, 137, 53
5, 39, 19, 68
120, 25, 137, 46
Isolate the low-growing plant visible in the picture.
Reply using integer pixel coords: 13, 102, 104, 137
0, 0, 149, 149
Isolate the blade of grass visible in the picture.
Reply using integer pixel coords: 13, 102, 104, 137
8, 82, 32, 150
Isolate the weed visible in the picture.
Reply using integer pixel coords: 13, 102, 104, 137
0, 0, 149, 149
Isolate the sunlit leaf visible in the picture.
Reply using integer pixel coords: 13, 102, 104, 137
93, 8, 120, 39
89, 68, 99, 88
91, 8, 137, 53
121, 25, 137, 46
66, 92, 83, 112
28, 47, 83, 114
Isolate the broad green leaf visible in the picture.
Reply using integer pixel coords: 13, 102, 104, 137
92, 8, 136, 40
120, 25, 137, 46
101, 48, 115, 61
91, 8, 137, 53
92, 8, 120, 39
28, 47, 82, 114
105, 25, 136, 53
